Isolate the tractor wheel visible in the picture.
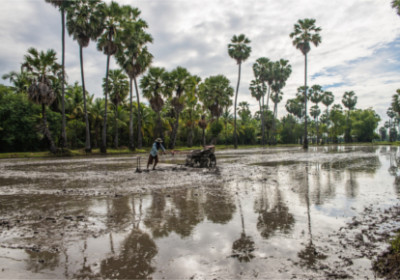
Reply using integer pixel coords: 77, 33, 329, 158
209, 154, 216, 167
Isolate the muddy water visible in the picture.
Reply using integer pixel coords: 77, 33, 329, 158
0, 146, 399, 279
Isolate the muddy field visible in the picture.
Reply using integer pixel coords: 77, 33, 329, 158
0, 145, 399, 279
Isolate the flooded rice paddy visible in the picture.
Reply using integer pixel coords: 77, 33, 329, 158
0, 145, 399, 279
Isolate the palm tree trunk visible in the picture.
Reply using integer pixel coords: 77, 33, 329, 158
266, 86, 271, 110
157, 111, 163, 139
272, 101, 278, 144
80, 45, 91, 153
234, 63, 241, 149
133, 77, 142, 149
114, 103, 119, 149
187, 110, 193, 147
170, 111, 180, 149
202, 128, 206, 146
129, 78, 134, 150
100, 52, 110, 154
42, 104, 57, 154
261, 86, 265, 146
303, 53, 308, 149
101, 54, 111, 154
60, 8, 67, 150
316, 117, 319, 144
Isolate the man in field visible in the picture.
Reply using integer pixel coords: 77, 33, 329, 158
147, 138, 166, 170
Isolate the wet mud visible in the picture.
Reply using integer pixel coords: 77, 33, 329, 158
0, 146, 399, 279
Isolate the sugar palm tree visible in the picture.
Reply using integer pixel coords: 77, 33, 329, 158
168, 66, 193, 149
67, 0, 105, 153
97, 1, 124, 153
116, 6, 153, 150
23, 47, 61, 154
290, 18, 321, 149
342, 91, 357, 143
249, 78, 265, 144
141, 67, 169, 139
308, 85, 323, 143
104, 69, 129, 149
45, 0, 73, 150
228, 34, 251, 149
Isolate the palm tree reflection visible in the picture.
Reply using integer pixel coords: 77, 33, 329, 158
298, 165, 326, 268
232, 189, 255, 262
100, 195, 158, 279
255, 183, 295, 239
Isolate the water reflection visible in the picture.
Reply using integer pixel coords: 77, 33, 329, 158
298, 165, 326, 268
254, 183, 295, 239
232, 186, 255, 262
100, 230, 157, 279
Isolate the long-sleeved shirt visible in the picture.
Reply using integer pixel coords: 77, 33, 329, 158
150, 142, 165, 157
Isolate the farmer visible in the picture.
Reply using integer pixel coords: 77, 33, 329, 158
147, 138, 166, 170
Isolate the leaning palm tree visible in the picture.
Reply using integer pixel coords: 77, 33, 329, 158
97, 1, 124, 153
290, 18, 322, 149
45, 0, 73, 150
116, 6, 153, 150
228, 34, 251, 149
23, 47, 61, 154
104, 69, 129, 148
67, 0, 105, 153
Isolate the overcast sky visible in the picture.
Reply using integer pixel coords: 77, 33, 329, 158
1, 0, 400, 125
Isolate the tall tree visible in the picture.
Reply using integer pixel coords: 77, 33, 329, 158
183, 75, 201, 147
97, 1, 124, 153
198, 75, 234, 144
67, 0, 105, 153
392, 0, 400, 15
290, 18, 322, 149
141, 67, 169, 139
270, 59, 292, 144
342, 91, 357, 143
249, 78, 265, 144
308, 85, 323, 143
116, 6, 153, 150
104, 69, 129, 148
23, 48, 61, 154
45, 0, 73, 150
228, 34, 251, 149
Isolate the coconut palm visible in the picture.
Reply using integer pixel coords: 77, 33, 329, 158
23, 47, 61, 154
116, 6, 153, 150
104, 69, 129, 148
97, 1, 124, 153
141, 67, 169, 139
342, 91, 357, 143
67, 0, 105, 153
290, 18, 322, 149
228, 34, 251, 149
45, 0, 74, 150
2, 71, 31, 94
89, 98, 104, 148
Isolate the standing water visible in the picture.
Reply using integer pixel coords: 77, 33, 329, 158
0, 146, 399, 279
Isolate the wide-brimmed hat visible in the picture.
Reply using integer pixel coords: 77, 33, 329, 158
155, 138, 163, 143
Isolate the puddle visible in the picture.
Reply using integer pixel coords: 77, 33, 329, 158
0, 146, 399, 279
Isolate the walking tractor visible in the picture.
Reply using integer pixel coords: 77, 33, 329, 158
185, 145, 216, 168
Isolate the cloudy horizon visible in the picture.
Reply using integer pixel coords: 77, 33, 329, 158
1, 0, 400, 126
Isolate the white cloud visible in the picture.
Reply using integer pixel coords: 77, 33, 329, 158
1, 0, 400, 126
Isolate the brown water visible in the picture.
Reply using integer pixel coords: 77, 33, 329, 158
0, 146, 399, 279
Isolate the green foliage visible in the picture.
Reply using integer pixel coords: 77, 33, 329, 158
351, 108, 380, 142
391, 231, 400, 255
210, 120, 223, 137
279, 115, 302, 144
